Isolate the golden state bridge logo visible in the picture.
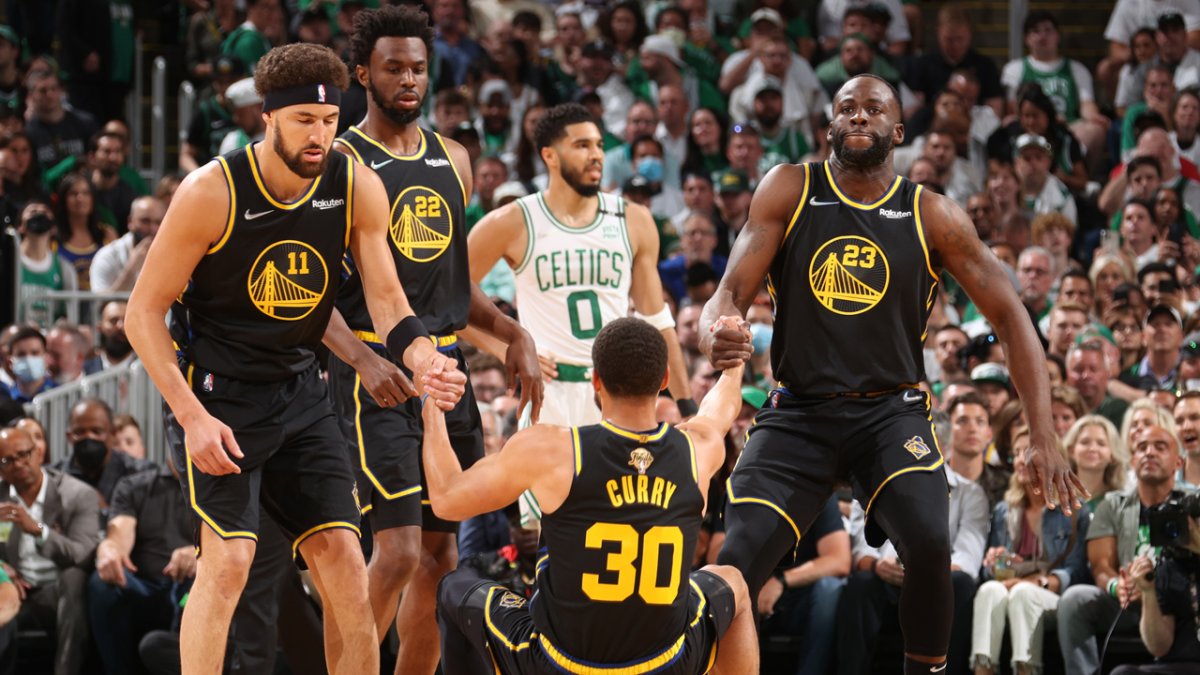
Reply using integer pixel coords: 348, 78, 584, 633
807, 235, 889, 315
247, 240, 328, 321
391, 186, 452, 262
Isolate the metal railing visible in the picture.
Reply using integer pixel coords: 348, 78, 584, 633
24, 360, 166, 465
152, 57, 168, 182
128, 35, 145, 177
179, 80, 196, 158
18, 290, 131, 330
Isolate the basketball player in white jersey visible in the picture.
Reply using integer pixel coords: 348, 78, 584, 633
469, 102, 693, 431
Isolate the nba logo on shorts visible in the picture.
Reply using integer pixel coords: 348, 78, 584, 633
202, 373, 214, 392
317, 84, 326, 103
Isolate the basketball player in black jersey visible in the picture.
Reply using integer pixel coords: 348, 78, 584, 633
426, 317, 758, 674
125, 44, 466, 675
320, 7, 542, 674
701, 74, 1088, 675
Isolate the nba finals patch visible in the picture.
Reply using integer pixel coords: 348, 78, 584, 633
629, 448, 654, 475
498, 592, 527, 609
808, 235, 889, 315
904, 436, 931, 460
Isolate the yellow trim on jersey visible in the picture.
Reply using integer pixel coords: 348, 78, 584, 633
333, 137, 365, 164
600, 421, 669, 443
681, 430, 698, 483
689, 578, 707, 627
823, 161, 901, 210
291, 521, 362, 560
726, 478, 800, 542
912, 185, 938, 280
208, 157, 236, 254
537, 633, 687, 675
354, 373, 423, 500
183, 365, 258, 541
351, 330, 457, 350
432, 131, 468, 203
782, 163, 811, 242
344, 160, 354, 249
572, 427, 583, 476
485, 586, 535, 652
247, 144, 323, 209
346, 125, 427, 160
703, 643, 718, 674
361, 503, 373, 515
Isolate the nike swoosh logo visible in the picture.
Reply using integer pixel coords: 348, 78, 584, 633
930, 665, 947, 673
809, 197, 839, 206
244, 209, 274, 220
370, 159, 394, 169
903, 390, 922, 402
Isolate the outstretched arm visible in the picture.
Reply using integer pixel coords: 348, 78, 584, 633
464, 282, 544, 421
924, 190, 1086, 511
680, 339, 747, 489
700, 164, 801, 369
420, 402, 573, 521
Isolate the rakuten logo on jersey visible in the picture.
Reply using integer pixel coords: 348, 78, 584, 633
878, 208, 911, 219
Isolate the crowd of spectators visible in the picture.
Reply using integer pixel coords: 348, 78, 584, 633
4, 0, 1200, 674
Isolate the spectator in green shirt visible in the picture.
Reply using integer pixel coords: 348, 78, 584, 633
221, 0, 282, 74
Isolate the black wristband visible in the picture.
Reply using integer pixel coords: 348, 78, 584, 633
677, 398, 699, 417
386, 316, 431, 363
775, 571, 787, 589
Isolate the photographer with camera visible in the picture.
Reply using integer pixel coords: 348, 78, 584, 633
1109, 516, 1200, 673
1058, 424, 1191, 675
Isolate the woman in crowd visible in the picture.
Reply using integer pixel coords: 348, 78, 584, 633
971, 429, 1091, 675
1090, 253, 1134, 318
1105, 305, 1146, 373
988, 83, 1089, 193
1051, 385, 1088, 440
986, 161, 1028, 251
53, 172, 116, 293
1063, 415, 1128, 511
513, 103, 548, 190
682, 107, 729, 178
1121, 397, 1176, 453
598, 1, 648, 77
4, 131, 44, 208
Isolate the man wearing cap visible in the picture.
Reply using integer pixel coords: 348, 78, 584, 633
1104, 1, 1200, 93
476, 79, 518, 160
1002, 11, 1109, 168
728, 32, 825, 149
749, 76, 811, 163
217, 77, 266, 155
126, 43, 467, 675
634, 33, 726, 116
1014, 132, 1078, 224
714, 169, 752, 238
181, 55, 245, 173
970, 362, 1012, 420
220, 0, 281, 74
1120, 304, 1185, 391
575, 40, 634, 140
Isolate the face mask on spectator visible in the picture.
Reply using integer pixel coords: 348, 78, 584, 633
636, 156, 665, 183
750, 323, 773, 355
72, 438, 108, 471
11, 355, 45, 383
24, 214, 54, 235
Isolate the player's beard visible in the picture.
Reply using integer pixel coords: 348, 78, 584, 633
274, 120, 329, 179
368, 79, 424, 126
561, 158, 601, 197
830, 126, 893, 169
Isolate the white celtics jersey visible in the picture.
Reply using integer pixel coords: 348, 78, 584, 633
512, 191, 633, 366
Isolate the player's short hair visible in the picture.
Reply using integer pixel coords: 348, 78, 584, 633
534, 103, 597, 151
350, 4, 435, 70
11, 326, 46, 349
254, 43, 349, 97
592, 318, 668, 398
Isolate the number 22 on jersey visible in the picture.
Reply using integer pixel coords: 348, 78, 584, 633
581, 523, 683, 605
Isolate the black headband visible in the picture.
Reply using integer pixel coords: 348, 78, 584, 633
261, 83, 341, 113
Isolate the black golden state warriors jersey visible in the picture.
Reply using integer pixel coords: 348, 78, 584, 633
171, 144, 352, 382
532, 422, 704, 665
769, 161, 938, 394
333, 126, 469, 336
